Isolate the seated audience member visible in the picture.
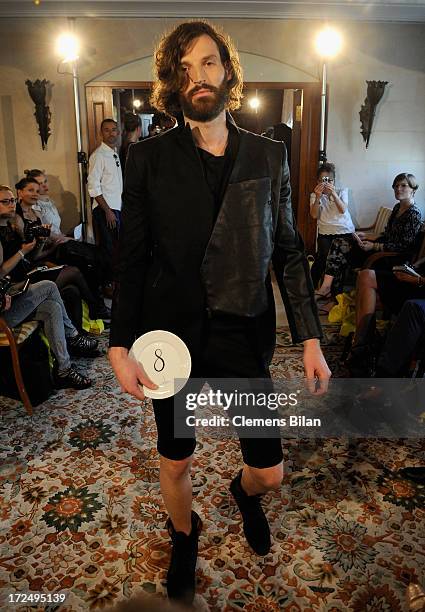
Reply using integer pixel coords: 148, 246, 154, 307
0, 188, 97, 388
375, 299, 425, 377
347, 253, 425, 374
23, 169, 110, 320
24, 169, 65, 240
14, 178, 109, 327
119, 112, 142, 174
309, 162, 354, 287
315, 173, 422, 302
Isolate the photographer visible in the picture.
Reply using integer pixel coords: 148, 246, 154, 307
24, 169, 110, 319
309, 162, 354, 288
14, 178, 108, 329
0, 184, 96, 389
315, 172, 422, 305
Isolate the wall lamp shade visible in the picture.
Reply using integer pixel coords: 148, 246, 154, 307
25, 79, 51, 150
57, 33, 79, 62
315, 28, 342, 58
360, 80, 388, 148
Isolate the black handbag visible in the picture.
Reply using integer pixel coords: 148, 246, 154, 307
0, 330, 53, 406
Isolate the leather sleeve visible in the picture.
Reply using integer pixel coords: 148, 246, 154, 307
272, 145, 322, 343
109, 145, 151, 349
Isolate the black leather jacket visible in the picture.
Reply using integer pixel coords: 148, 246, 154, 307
110, 114, 322, 359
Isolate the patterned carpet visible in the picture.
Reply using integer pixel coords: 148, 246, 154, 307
0, 326, 424, 611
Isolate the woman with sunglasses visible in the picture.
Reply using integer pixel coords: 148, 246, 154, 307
0, 184, 93, 389
14, 177, 109, 330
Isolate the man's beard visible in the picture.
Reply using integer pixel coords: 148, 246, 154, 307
179, 77, 230, 122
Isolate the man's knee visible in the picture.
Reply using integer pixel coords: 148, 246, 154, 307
247, 463, 283, 490
160, 455, 193, 480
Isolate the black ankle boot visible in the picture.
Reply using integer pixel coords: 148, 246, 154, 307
229, 469, 271, 555
166, 510, 202, 606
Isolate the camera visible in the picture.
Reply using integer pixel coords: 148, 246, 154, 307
0, 276, 12, 313
24, 221, 51, 243
321, 177, 332, 183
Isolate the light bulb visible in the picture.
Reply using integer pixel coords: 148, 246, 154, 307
57, 33, 79, 62
315, 28, 342, 58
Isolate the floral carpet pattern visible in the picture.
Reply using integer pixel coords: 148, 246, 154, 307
0, 326, 424, 611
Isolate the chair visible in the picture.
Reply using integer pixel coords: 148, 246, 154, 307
363, 225, 425, 270
356, 205, 393, 238
0, 317, 40, 416
344, 206, 393, 278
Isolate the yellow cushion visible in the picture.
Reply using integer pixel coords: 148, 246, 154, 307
0, 320, 39, 346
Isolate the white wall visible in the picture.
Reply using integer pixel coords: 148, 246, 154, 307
0, 18, 424, 231
327, 25, 425, 225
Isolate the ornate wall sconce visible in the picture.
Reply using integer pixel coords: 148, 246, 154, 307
25, 78, 52, 150
359, 80, 388, 148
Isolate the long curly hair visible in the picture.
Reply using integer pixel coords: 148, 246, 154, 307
150, 21, 244, 116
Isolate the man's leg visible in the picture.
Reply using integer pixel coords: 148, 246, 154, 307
160, 455, 193, 535
204, 316, 284, 555
152, 396, 200, 605
241, 463, 284, 496
230, 434, 284, 556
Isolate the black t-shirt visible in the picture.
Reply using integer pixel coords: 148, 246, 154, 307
0, 223, 28, 281
197, 128, 239, 220
196, 129, 262, 336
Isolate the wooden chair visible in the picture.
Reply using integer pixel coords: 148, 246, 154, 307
0, 317, 40, 416
363, 224, 425, 270
356, 205, 393, 238
345, 205, 393, 278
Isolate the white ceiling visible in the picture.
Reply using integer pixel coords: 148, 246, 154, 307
1, 0, 425, 22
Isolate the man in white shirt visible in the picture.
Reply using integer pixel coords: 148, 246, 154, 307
88, 119, 123, 283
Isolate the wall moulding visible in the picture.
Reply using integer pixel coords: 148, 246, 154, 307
1, 1, 425, 22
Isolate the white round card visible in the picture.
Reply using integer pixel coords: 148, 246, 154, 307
129, 330, 192, 399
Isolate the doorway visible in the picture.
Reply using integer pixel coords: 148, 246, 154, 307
85, 81, 321, 252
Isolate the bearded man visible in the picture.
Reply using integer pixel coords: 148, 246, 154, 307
109, 21, 330, 605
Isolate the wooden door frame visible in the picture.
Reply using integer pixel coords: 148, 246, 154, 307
85, 80, 321, 252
